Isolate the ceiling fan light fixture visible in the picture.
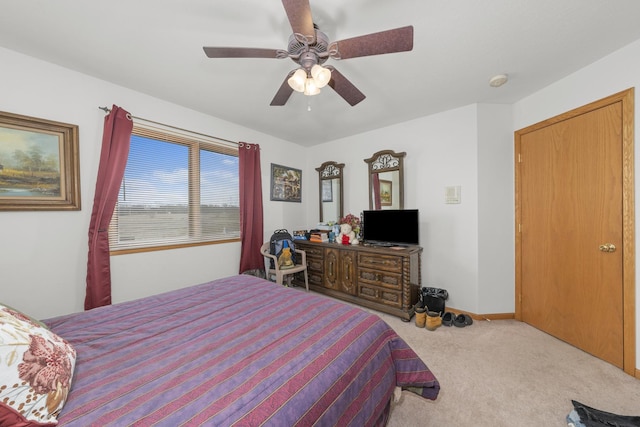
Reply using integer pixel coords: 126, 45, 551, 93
203, 4, 414, 106
288, 68, 307, 92
311, 64, 331, 88
304, 78, 321, 96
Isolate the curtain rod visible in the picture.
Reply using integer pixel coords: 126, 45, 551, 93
98, 106, 239, 146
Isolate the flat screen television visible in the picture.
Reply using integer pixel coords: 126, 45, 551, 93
362, 209, 419, 246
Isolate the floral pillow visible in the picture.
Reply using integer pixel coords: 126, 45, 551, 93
0, 304, 76, 426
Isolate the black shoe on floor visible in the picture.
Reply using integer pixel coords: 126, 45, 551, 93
442, 312, 455, 326
453, 314, 473, 327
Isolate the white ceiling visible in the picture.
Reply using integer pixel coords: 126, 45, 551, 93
2, 1, 640, 146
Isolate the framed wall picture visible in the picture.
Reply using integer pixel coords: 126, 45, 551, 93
270, 163, 302, 202
0, 111, 81, 211
380, 179, 392, 206
321, 180, 333, 202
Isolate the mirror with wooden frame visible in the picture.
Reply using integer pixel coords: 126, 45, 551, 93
364, 150, 406, 210
316, 161, 344, 223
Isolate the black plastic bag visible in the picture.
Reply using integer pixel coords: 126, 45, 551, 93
421, 287, 448, 315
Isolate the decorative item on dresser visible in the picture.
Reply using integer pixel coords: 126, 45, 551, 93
294, 240, 421, 321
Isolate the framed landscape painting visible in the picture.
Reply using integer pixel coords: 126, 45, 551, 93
0, 111, 81, 211
380, 179, 392, 206
270, 163, 302, 202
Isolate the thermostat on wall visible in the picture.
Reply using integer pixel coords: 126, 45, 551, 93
445, 186, 461, 204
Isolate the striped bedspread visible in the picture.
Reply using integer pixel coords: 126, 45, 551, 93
45, 275, 439, 426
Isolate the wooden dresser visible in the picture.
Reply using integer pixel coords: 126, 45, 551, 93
293, 240, 422, 321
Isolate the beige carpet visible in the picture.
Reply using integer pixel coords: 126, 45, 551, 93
365, 310, 640, 427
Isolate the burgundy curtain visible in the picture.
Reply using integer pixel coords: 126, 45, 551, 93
85, 105, 133, 310
373, 173, 382, 210
238, 142, 264, 273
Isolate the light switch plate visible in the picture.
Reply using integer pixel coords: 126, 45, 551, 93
445, 186, 461, 204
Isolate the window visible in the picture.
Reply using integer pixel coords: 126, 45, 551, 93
108, 123, 240, 253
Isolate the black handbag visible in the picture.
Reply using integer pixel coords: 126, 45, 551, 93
421, 287, 448, 315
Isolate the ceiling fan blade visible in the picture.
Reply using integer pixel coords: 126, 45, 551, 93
282, 0, 316, 44
203, 47, 282, 59
270, 71, 295, 106
330, 25, 414, 59
325, 66, 366, 106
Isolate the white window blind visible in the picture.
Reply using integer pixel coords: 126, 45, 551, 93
108, 123, 239, 253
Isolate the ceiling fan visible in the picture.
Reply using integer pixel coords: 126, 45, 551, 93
203, 0, 413, 107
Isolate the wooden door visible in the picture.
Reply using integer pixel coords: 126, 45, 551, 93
515, 89, 635, 373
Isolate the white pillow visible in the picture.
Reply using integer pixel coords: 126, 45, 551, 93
0, 304, 76, 426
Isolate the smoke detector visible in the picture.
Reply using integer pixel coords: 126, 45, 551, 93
489, 74, 508, 87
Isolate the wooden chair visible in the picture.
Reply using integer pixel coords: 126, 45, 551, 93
260, 242, 309, 292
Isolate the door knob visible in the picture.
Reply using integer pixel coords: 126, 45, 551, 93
599, 243, 616, 253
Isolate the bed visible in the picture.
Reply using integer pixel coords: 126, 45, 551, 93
1, 275, 439, 426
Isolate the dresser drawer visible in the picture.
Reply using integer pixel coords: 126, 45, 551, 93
293, 260, 323, 287
308, 270, 323, 286
305, 255, 323, 286
358, 284, 402, 309
358, 268, 402, 290
358, 253, 403, 273
306, 256, 323, 273
297, 243, 324, 258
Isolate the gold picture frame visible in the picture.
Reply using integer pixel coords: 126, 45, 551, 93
380, 179, 392, 206
0, 111, 81, 211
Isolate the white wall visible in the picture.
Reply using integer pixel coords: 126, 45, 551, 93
513, 38, 640, 368
477, 104, 515, 314
305, 104, 514, 314
0, 47, 307, 319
